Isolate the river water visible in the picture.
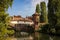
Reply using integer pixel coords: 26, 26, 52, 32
13, 32, 60, 40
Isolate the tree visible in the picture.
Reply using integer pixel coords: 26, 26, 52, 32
55, 0, 60, 26
40, 2, 48, 23
0, 0, 13, 12
48, 0, 57, 27
48, 0, 60, 33
0, 0, 14, 40
36, 4, 40, 13
48, 0, 60, 26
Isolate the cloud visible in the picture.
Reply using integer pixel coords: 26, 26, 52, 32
32, 0, 44, 6
31, 0, 48, 11
31, 0, 48, 12
32, 0, 48, 6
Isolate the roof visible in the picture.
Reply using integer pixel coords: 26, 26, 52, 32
11, 15, 33, 22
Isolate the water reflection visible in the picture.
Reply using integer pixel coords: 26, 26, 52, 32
34, 32, 60, 40
51, 36, 60, 40
34, 32, 50, 40
14, 32, 60, 40
29, 35, 33, 40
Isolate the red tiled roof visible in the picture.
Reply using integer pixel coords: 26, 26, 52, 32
24, 18, 33, 22
11, 16, 33, 22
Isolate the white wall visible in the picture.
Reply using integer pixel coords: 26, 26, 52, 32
10, 21, 34, 25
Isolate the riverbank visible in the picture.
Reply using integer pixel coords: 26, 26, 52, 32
39, 31, 60, 36
34, 30, 60, 36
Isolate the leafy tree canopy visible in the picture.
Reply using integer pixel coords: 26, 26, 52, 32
36, 4, 40, 13
0, 0, 14, 40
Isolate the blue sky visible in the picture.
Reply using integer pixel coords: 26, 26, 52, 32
8, 0, 48, 17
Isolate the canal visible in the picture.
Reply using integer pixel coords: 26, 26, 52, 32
12, 32, 60, 40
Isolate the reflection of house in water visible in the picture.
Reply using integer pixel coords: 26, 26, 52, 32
10, 12, 46, 31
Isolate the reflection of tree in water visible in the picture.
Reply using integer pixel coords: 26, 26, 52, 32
13, 32, 60, 40
34, 32, 50, 40
52, 36, 60, 40
34, 32, 60, 40
34, 32, 40, 40
39, 33, 50, 40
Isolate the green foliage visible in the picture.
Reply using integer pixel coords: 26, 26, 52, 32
0, 0, 13, 40
40, 24, 49, 32
6, 37, 12, 40
0, 13, 9, 23
40, 2, 48, 23
0, 23, 8, 40
0, 0, 13, 12
48, 0, 60, 34
55, 0, 60, 26
0, 13, 14, 40
36, 4, 40, 13
48, 0, 60, 26
48, 0, 57, 26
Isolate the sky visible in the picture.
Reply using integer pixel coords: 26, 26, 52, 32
8, 0, 48, 17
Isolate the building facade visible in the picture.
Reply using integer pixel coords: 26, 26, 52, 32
10, 12, 46, 31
